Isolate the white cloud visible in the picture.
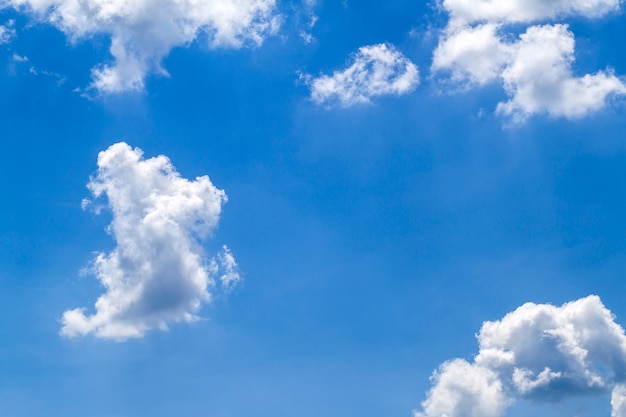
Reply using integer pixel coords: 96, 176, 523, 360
4, 0, 280, 92
213, 245, 241, 291
432, 0, 625, 121
442, 0, 620, 27
306, 43, 419, 107
414, 295, 626, 417
0, 19, 16, 44
613, 384, 626, 417
61, 142, 239, 341
497, 24, 625, 122
432, 23, 512, 86
415, 359, 509, 417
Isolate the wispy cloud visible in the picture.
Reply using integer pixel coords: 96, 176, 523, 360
3, 0, 280, 93
414, 295, 626, 417
304, 43, 419, 107
61, 143, 240, 341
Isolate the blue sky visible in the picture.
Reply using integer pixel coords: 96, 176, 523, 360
2, 0, 626, 416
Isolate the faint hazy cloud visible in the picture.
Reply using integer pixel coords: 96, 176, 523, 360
305, 43, 419, 107
415, 295, 626, 417
432, 0, 625, 122
0, 19, 16, 44
61, 142, 240, 341
3, 0, 280, 93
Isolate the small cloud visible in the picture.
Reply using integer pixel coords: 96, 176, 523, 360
0, 20, 16, 44
216, 245, 242, 291
61, 142, 238, 341
11, 53, 28, 63
305, 43, 419, 107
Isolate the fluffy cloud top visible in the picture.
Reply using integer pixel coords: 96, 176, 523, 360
497, 24, 625, 122
414, 295, 626, 417
306, 43, 419, 107
432, 0, 625, 121
61, 142, 240, 341
4, 0, 279, 92
432, 23, 512, 86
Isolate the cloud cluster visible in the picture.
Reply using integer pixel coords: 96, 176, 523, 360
306, 43, 419, 107
61, 142, 240, 341
414, 295, 626, 417
433, 0, 625, 121
4, 0, 280, 92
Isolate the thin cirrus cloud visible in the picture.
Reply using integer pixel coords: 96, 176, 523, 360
305, 43, 419, 107
3, 0, 280, 93
61, 142, 240, 341
432, 0, 626, 122
414, 295, 626, 417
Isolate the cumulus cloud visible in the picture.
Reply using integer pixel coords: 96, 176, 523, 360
497, 24, 625, 122
61, 142, 239, 341
305, 43, 419, 107
3, 0, 280, 92
414, 295, 626, 417
432, 23, 512, 86
432, 0, 625, 121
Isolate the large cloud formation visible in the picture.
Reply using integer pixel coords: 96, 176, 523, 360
305, 43, 419, 107
61, 142, 240, 341
432, 0, 625, 121
414, 295, 626, 417
3, 0, 279, 92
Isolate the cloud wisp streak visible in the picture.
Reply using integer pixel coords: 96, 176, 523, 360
61, 142, 240, 341
4, 0, 280, 92
414, 295, 626, 417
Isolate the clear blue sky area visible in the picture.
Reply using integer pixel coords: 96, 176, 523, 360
2, 1, 626, 416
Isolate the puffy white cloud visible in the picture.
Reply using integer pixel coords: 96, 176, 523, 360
432, 23, 512, 86
496, 24, 626, 122
442, 0, 620, 27
415, 359, 509, 417
306, 43, 419, 107
414, 295, 626, 417
432, 23, 625, 121
61, 142, 239, 341
432, 0, 625, 121
4, 0, 280, 92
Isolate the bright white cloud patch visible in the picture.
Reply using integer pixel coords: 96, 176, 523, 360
497, 24, 625, 122
4, 0, 279, 92
442, 0, 620, 26
61, 142, 239, 341
414, 295, 626, 417
432, 0, 625, 121
432, 23, 512, 86
307, 43, 419, 107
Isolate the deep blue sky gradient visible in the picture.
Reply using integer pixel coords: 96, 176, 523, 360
1, 1, 626, 416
